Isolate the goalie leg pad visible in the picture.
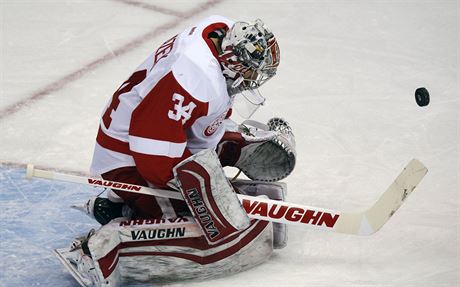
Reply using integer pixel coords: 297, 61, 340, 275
173, 149, 251, 244
233, 180, 288, 249
82, 217, 272, 285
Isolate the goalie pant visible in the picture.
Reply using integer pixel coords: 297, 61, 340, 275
84, 216, 272, 286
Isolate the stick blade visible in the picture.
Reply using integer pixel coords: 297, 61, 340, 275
335, 159, 428, 235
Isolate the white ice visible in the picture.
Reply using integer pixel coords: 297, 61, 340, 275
1, 0, 459, 286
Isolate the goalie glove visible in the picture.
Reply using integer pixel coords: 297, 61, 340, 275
217, 117, 296, 182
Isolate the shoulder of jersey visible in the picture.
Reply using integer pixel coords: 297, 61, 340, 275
171, 16, 234, 105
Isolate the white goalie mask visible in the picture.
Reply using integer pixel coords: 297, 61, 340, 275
220, 19, 280, 89
219, 19, 280, 118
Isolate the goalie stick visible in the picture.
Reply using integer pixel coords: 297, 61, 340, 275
26, 159, 427, 235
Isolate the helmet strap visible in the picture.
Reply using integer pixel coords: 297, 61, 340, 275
231, 76, 244, 89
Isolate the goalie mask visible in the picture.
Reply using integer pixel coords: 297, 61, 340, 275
219, 19, 280, 118
219, 19, 280, 90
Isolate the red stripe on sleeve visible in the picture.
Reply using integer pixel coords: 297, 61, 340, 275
96, 127, 131, 155
131, 149, 192, 188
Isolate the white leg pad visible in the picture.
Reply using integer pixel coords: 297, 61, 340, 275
173, 149, 251, 244
85, 217, 272, 285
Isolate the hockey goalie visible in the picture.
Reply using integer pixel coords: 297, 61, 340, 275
59, 15, 296, 286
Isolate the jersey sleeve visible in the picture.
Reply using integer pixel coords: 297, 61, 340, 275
129, 71, 208, 188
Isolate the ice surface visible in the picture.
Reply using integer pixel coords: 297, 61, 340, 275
1, 0, 458, 286
0, 166, 99, 287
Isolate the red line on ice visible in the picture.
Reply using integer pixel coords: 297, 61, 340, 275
0, 0, 223, 121
113, 0, 186, 18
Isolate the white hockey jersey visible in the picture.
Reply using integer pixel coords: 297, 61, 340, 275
90, 15, 235, 188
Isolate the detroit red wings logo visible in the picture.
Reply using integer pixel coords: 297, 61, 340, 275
204, 109, 230, 136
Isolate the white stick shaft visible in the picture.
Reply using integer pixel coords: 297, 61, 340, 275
25, 159, 427, 236
26, 164, 182, 200
26, 164, 342, 231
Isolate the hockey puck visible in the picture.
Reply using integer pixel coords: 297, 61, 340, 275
415, 87, 430, 107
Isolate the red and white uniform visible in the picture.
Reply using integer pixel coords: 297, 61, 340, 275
70, 16, 283, 287
91, 15, 234, 189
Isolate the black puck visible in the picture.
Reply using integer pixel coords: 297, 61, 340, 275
415, 87, 430, 106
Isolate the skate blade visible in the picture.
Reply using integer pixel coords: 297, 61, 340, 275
53, 248, 92, 287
